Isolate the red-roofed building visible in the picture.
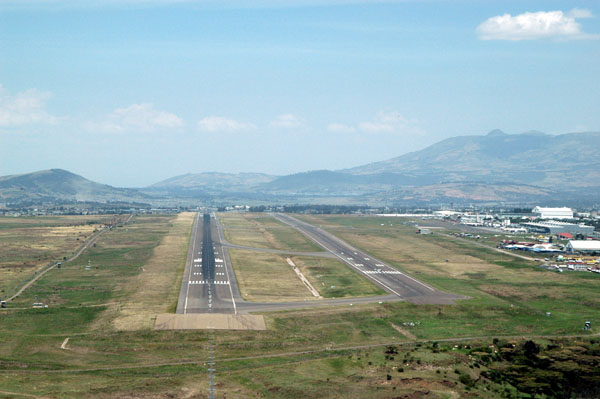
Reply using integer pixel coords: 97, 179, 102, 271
557, 233, 573, 240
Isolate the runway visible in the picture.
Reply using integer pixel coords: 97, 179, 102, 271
176, 213, 238, 314
272, 213, 463, 304
176, 212, 463, 317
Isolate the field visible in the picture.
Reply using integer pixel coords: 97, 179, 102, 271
1, 213, 599, 398
291, 255, 384, 298
229, 249, 383, 301
0, 215, 119, 300
219, 212, 321, 252
297, 215, 600, 336
229, 248, 319, 302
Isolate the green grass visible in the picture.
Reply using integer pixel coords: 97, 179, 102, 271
1, 213, 600, 398
292, 256, 384, 298
297, 215, 600, 336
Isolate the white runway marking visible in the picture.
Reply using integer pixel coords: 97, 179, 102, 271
364, 270, 403, 274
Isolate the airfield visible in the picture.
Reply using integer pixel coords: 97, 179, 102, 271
167, 212, 463, 330
1, 211, 599, 398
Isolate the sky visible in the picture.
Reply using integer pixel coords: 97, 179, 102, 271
1, 0, 599, 187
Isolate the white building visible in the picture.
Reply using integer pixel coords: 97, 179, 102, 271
566, 240, 600, 254
532, 206, 573, 220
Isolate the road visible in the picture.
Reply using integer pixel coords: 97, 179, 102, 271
176, 213, 238, 314
5, 224, 110, 303
272, 213, 464, 305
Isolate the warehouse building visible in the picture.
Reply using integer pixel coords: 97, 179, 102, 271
532, 206, 573, 219
521, 221, 595, 236
566, 240, 600, 254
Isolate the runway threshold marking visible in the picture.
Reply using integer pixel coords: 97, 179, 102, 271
276, 215, 435, 296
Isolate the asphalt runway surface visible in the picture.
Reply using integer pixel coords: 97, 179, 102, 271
176, 213, 238, 314
272, 213, 464, 305
177, 213, 464, 315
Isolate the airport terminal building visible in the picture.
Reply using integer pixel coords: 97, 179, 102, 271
532, 206, 574, 219
566, 240, 600, 254
521, 221, 594, 236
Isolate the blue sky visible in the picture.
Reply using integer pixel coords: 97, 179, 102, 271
1, 0, 599, 186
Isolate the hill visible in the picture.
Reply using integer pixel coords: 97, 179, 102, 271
0, 169, 149, 206
147, 130, 599, 204
145, 172, 277, 199
344, 130, 600, 189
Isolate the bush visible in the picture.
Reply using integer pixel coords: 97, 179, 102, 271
459, 373, 475, 387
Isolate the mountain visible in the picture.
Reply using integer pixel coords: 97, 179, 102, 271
4, 131, 599, 207
344, 130, 600, 189
145, 130, 599, 204
0, 169, 149, 206
145, 172, 277, 197
255, 130, 600, 202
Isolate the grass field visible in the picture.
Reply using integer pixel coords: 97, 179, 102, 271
228, 249, 383, 301
0, 215, 118, 300
229, 248, 317, 302
297, 214, 600, 336
111, 212, 194, 330
1, 213, 599, 398
291, 256, 384, 298
219, 212, 321, 252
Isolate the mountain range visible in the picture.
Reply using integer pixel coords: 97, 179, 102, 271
2, 130, 599, 207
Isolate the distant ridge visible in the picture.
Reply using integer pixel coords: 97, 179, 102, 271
0, 169, 149, 205
3, 131, 599, 205
342, 130, 600, 188
258, 130, 600, 202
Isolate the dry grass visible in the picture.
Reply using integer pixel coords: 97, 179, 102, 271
478, 284, 567, 301
155, 313, 266, 330
0, 221, 100, 296
110, 212, 195, 331
334, 230, 502, 280
304, 218, 564, 286
228, 248, 317, 302
219, 212, 320, 252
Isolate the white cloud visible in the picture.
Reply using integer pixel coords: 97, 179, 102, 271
328, 111, 425, 136
270, 113, 303, 129
477, 9, 599, 41
197, 116, 256, 132
0, 85, 59, 127
89, 103, 183, 132
327, 123, 356, 133
359, 111, 422, 134
568, 8, 594, 19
